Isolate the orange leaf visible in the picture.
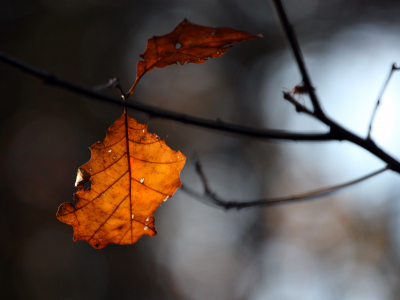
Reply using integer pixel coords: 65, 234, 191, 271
127, 18, 262, 94
57, 112, 186, 249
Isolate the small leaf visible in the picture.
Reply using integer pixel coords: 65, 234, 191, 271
57, 112, 186, 249
127, 18, 262, 94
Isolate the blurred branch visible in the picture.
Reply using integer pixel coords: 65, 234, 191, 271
367, 63, 400, 139
181, 161, 389, 210
0, 51, 333, 142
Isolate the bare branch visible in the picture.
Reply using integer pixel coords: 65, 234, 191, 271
181, 165, 389, 210
0, 51, 334, 142
367, 63, 400, 139
282, 89, 400, 173
271, 0, 400, 173
283, 92, 315, 117
2, 51, 400, 173
272, 0, 324, 117
195, 159, 214, 196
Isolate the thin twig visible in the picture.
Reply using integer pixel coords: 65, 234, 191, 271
283, 91, 315, 117
93, 77, 127, 100
93, 78, 120, 91
367, 63, 400, 139
181, 165, 389, 210
195, 159, 213, 195
0, 51, 334, 142
272, 0, 324, 117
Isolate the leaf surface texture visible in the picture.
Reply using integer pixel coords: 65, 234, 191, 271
57, 113, 186, 249
128, 18, 261, 94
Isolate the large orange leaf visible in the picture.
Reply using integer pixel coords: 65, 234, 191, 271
127, 19, 262, 94
57, 112, 186, 249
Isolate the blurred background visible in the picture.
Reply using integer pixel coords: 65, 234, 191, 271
2, 0, 400, 299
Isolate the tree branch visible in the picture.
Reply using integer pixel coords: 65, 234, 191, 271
282, 91, 400, 172
272, 0, 324, 117
0, 51, 333, 142
2, 50, 400, 173
181, 163, 389, 210
270, 0, 400, 174
367, 63, 400, 139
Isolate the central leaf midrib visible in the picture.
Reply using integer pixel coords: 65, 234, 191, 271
124, 111, 133, 243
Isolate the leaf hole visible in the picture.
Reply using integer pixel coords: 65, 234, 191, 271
84, 181, 92, 190
175, 42, 182, 49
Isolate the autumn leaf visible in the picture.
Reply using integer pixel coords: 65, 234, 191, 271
57, 112, 186, 249
127, 18, 262, 95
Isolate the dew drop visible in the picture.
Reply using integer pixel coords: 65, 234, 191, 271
197, 58, 201, 61
140, 178, 145, 183
142, 130, 145, 133
102, 193, 105, 196
211, 30, 216, 35
131, 214, 134, 219
163, 196, 169, 202
146, 217, 149, 222
108, 149, 112, 153
217, 52, 220, 54
144, 226, 148, 231
113, 156, 116, 160
170, 159, 172, 161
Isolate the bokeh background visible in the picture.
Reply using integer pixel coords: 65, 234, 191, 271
2, 0, 400, 299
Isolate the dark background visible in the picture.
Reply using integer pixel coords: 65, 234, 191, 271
2, 0, 400, 299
